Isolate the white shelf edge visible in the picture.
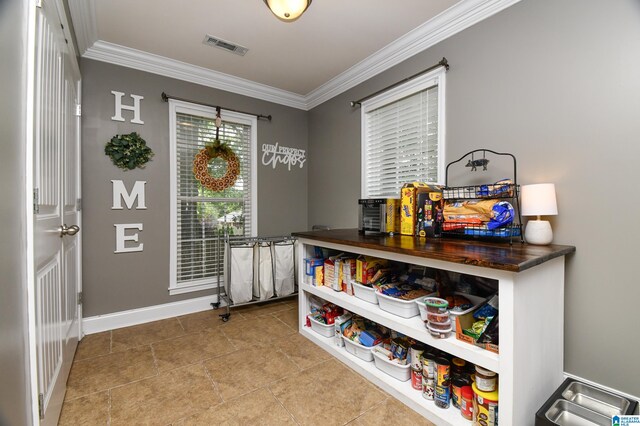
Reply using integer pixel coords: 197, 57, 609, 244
301, 283, 500, 373
300, 326, 471, 426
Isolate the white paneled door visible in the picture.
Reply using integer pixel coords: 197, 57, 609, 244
33, 0, 82, 424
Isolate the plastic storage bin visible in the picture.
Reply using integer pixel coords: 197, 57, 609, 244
308, 315, 334, 338
372, 349, 411, 381
342, 336, 379, 362
375, 291, 420, 318
352, 281, 378, 304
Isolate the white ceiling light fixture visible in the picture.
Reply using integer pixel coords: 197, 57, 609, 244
264, 0, 312, 22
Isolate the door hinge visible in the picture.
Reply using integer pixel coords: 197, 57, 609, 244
35, 0, 42, 8
33, 188, 39, 214
75, 104, 81, 117
77, 198, 82, 211
77, 292, 83, 305
38, 393, 44, 419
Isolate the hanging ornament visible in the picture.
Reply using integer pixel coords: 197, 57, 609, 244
193, 107, 240, 192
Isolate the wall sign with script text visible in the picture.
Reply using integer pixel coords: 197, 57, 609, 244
261, 142, 306, 171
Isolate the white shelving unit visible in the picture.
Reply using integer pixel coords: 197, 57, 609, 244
295, 231, 574, 426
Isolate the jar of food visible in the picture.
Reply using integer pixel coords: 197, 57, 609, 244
451, 377, 468, 409
460, 386, 474, 420
451, 357, 466, 378
472, 382, 499, 426
424, 297, 448, 313
475, 366, 497, 392
428, 319, 452, 330
427, 311, 450, 323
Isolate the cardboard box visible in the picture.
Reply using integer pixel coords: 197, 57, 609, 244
304, 258, 324, 286
400, 182, 434, 236
385, 198, 401, 234
455, 311, 499, 354
355, 256, 389, 284
341, 258, 356, 295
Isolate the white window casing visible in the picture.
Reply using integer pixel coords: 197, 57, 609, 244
361, 67, 446, 198
169, 99, 257, 295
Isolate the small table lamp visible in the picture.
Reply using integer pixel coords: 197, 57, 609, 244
521, 183, 558, 245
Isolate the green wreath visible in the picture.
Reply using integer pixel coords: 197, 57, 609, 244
105, 132, 154, 170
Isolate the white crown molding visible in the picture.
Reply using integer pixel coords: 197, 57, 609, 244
76, 0, 520, 110
84, 41, 308, 110
67, 0, 97, 55
305, 0, 523, 109
82, 294, 224, 335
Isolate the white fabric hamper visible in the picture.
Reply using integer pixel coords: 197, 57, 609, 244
272, 241, 295, 297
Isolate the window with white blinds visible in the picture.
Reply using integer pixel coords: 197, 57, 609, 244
362, 68, 446, 198
169, 100, 257, 294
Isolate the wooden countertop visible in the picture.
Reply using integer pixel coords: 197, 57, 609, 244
292, 229, 575, 273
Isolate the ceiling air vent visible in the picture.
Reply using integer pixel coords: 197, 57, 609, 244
203, 34, 249, 56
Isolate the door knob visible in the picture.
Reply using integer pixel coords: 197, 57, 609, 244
59, 224, 80, 237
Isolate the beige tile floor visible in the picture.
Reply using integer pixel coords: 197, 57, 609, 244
59, 298, 435, 425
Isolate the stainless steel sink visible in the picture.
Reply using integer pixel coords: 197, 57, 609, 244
562, 381, 631, 418
545, 400, 610, 426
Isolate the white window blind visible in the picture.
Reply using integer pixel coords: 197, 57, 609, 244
169, 101, 257, 294
362, 69, 445, 198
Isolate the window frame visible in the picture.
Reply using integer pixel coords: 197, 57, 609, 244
360, 67, 446, 198
168, 99, 258, 295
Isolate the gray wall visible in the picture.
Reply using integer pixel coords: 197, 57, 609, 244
308, 0, 640, 396
81, 59, 308, 317
0, 0, 33, 424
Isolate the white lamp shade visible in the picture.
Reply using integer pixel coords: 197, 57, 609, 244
521, 183, 558, 217
264, 0, 311, 21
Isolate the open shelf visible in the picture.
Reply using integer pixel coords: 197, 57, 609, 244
300, 326, 470, 426
301, 282, 499, 373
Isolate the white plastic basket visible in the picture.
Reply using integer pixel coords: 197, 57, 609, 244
372, 349, 411, 382
415, 292, 488, 331
375, 291, 420, 318
308, 315, 334, 338
352, 281, 378, 304
342, 336, 380, 362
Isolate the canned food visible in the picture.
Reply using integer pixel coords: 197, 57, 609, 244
435, 357, 451, 387
411, 368, 423, 391
409, 344, 427, 370
421, 352, 437, 379
422, 377, 435, 400
434, 384, 451, 409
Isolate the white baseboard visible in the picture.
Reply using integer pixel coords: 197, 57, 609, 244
564, 372, 640, 408
82, 295, 227, 335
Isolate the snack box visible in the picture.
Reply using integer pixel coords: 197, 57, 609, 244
341, 258, 356, 295
324, 255, 345, 291
400, 182, 441, 236
415, 190, 444, 237
304, 258, 324, 286
372, 348, 411, 382
455, 309, 499, 354
308, 315, 334, 338
375, 291, 420, 318
385, 198, 401, 234
334, 313, 352, 347
342, 337, 380, 362
355, 256, 389, 284
315, 265, 324, 287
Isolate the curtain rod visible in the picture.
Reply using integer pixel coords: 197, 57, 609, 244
161, 92, 272, 121
349, 57, 449, 108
